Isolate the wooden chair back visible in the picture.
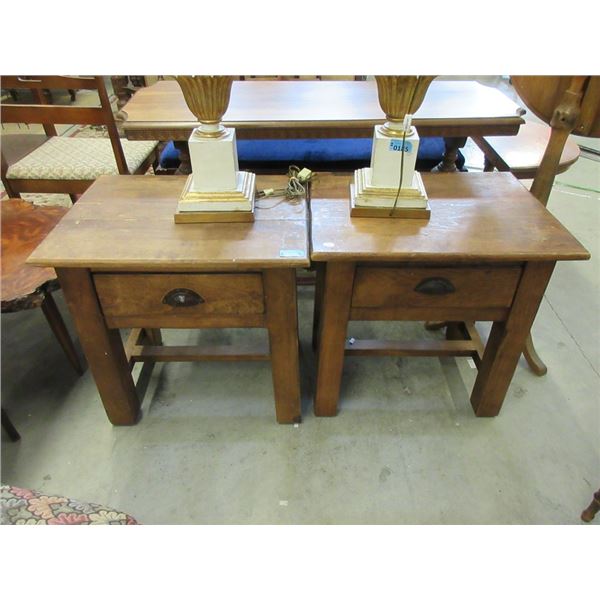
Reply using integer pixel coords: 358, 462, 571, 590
1, 76, 129, 174
511, 75, 600, 206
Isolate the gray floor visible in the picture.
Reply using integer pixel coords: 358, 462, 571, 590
2, 127, 599, 526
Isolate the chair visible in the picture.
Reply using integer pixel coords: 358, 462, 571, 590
508, 76, 600, 375
0, 76, 159, 202
472, 121, 581, 180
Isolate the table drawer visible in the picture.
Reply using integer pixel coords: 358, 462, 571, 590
351, 266, 521, 309
94, 273, 264, 327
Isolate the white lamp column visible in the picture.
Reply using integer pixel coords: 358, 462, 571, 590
351, 75, 435, 218
175, 76, 256, 222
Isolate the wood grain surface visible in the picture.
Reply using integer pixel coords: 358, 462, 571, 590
351, 266, 521, 308
311, 172, 589, 263
512, 76, 600, 137
1, 199, 67, 311
28, 175, 310, 270
56, 268, 140, 425
122, 80, 525, 140
94, 273, 265, 320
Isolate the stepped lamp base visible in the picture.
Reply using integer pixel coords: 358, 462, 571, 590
350, 168, 430, 219
175, 172, 256, 224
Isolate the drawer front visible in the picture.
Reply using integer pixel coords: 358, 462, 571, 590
351, 266, 521, 309
94, 273, 265, 323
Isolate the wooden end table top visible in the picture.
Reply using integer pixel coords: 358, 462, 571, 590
310, 172, 589, 264
122, 80, 525, 141
1, 199, 68, 312
27, 175, 310, 271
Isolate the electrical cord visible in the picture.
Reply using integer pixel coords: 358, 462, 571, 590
255, 164, 316, 272
389, 128, 408, 217
256, 165, 317, 207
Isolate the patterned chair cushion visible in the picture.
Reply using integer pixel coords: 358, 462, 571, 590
0, 485, 138, 525
6, 137, 158, 180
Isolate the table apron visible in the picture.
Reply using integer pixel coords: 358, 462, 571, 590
123, 121, 522, 142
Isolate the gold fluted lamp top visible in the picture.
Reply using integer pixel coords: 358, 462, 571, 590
375, 75, 435, 136
176, 75, 234, 137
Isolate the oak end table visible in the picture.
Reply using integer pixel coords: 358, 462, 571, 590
311, 172, 589, 417
28, 175, 309, 425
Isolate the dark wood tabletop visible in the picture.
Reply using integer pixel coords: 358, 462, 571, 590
122, 79, 526, 141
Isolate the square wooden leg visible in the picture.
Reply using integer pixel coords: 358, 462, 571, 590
314, 262, 356, 417
470, 262, 555, 416
56, 268, 140, 425
312, 262, 325, 352
264, 268, 302, 424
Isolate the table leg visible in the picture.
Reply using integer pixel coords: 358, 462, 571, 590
41, 293, 85, 376
314, 262, 356, 417
433, 137, 467, 172
143, 328, 163, 346
470, 262, 555, 417
264, 268, 302, 424
312, 262, 326, 352
55, 268, 140, 425
173, 141, 192, 175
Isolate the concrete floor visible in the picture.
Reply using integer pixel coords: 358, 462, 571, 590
2, 100, 599, 525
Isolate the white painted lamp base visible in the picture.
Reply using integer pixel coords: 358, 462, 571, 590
175, 171, 256, 224
350, 168, 430, 219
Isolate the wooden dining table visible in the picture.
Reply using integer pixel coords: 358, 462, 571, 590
121, 79, 526, 172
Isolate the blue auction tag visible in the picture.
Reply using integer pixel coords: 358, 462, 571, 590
279, 249, 305, 258
389, 139, 413, 153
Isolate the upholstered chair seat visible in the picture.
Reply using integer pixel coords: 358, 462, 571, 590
6, 137, 158, 180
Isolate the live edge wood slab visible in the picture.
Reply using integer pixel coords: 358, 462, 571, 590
28, 175, 309, 425
311, 172, 589, 418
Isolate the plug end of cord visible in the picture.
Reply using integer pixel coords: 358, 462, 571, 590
297, 168, 313, 183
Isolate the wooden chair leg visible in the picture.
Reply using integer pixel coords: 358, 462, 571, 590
143, 328, 162, 346
523, 332, 547, 376
483, 155, 495, 172
41, 293, 85, 375
1, 153, 18, 198
1, 179, 19, 198
1, 408, 21, 441
581, 489, 600, 523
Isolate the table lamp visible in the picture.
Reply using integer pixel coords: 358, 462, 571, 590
174, 75, 256, 223
351, 75, 435, 219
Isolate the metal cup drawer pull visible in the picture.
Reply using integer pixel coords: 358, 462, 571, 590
414, 277, 456, 295
162, 288, 205, 307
